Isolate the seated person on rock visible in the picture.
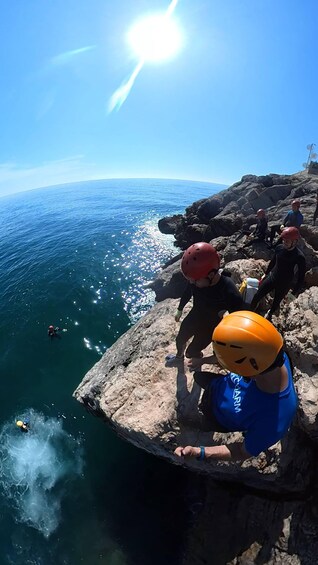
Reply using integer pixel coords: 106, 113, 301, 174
165, 242, 245, 369
241, 208, 268, 248
174, 311, 298, 462
250, 227, 306, 321
269, 199, 303, 246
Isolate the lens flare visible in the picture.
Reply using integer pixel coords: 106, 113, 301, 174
108, 0, 182, 113
128, 13, 182, 63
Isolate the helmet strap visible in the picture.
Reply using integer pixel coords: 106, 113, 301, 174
260, 348, 285, 374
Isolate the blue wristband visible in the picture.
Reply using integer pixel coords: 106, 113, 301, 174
196, 446, 205, 461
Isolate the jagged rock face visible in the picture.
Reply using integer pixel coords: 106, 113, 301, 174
74, 289, 318, 495
159, 171, 318, 250
183, 481, 318, 565
149, 172, 318, 303
158, 214, 183, 235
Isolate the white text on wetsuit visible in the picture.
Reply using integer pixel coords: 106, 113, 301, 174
230, 374, 242, 413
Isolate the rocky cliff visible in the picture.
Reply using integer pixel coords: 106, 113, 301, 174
74, 171, 318, 564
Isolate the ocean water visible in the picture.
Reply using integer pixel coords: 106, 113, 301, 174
0, 178, 222, 565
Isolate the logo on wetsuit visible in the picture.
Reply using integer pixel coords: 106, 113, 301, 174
230, 373, 242, 413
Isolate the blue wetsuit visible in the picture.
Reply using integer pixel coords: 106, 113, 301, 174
195, 353, 297, 456
283, 210, 303, 228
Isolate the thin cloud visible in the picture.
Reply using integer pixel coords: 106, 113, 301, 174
50, 46, 96, 67
0, 157, 99, 197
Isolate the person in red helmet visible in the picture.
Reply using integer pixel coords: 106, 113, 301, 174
48, 325, 61, 339
250, 227, 306, 321
165, 242, 245, 369
269, 200, 303, 246
241, 208, 268, 248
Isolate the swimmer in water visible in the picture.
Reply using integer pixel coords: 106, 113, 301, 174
48, 325, 61, 339
16, 420, 30, 433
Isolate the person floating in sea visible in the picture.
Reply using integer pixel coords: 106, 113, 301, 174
269, 199, 303, 247
250, 227, 306, 321
16, 420, 30, 433
48, 325, 61, 339
174, 310, 298, 462
165, 242, 245, 370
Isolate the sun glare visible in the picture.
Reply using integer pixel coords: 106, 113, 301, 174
127, 13, 183, 63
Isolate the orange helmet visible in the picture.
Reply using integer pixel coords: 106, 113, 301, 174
212, 311, 283, 376
281, 227, 299, 241
256, 208, 265, 218
292, 199, 300, 208
181, 242, 220, 280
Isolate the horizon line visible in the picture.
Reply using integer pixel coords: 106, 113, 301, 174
0, 175, 230, 199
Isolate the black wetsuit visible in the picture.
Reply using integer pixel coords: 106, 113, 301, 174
313, 196, 318, 225
243, 217, 268, 247
176, 274, 245, 358
250, 245, 306, 315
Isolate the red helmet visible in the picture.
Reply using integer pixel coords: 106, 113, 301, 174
292, 200, 300, 208
181, 242, 220, 280
281, 227, 300, 241
256, 208, 265, 217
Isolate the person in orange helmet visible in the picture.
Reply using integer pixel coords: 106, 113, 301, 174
174, 311, 298, 462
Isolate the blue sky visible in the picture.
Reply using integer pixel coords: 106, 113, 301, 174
0, 0, 317, 195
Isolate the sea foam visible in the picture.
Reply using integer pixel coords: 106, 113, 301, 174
0, 409, 83, 538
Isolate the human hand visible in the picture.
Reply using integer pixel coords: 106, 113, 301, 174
174, 445, 199, 458
175, 309, 182, 322
187, 357, 203, 372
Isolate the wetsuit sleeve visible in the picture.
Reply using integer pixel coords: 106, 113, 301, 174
225, 279, 246, 312
298, 212, 304, 227
265, 252, 277, 275
244, 419, 282, 456
177, 283, 193, 311
293, 254, 306, 292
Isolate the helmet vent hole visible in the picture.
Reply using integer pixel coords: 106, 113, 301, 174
214, 341, 226, 346
230, 345, 243, 349
235, 357, 247, 364
250, 358, 259, 370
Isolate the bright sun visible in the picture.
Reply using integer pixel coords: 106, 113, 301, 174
127, 13, 183, 63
